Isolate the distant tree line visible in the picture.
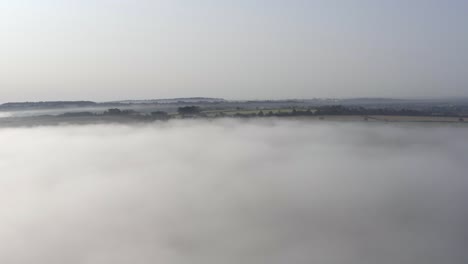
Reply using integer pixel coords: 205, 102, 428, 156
229, 105, 468, 118
103, 108, 138, 116
57, 105, 467, 121
177, 106, 201, 116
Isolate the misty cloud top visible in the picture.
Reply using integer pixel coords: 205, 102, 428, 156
0, 119, 467, 264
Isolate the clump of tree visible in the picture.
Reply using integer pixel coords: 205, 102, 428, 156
151, 111, 170, 120
103, 108, 139, 116
257, 108, 314, 117
178, 106, 201, 117
59, 112, 95, 117
104, 108, 122, 115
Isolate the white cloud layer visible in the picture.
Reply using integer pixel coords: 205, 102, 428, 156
0, 119, 467, 263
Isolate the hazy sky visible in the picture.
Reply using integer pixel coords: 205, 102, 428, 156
1, 1, 467, 101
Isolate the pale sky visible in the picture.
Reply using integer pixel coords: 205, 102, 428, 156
0, 0, 467, 102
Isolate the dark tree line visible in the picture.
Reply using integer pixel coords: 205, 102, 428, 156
177, 106, 201, 116
57, 105, 467, 121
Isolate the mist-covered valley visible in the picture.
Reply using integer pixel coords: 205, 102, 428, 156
0, 119, 467, 264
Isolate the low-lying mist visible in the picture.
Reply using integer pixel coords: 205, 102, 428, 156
0, 119, 467, 264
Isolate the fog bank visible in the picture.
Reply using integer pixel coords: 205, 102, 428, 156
0, 119, 467, 264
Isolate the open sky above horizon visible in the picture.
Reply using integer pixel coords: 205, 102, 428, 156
1, 0, 467, 102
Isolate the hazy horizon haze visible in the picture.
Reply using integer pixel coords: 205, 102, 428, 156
1, 0, 467, 101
